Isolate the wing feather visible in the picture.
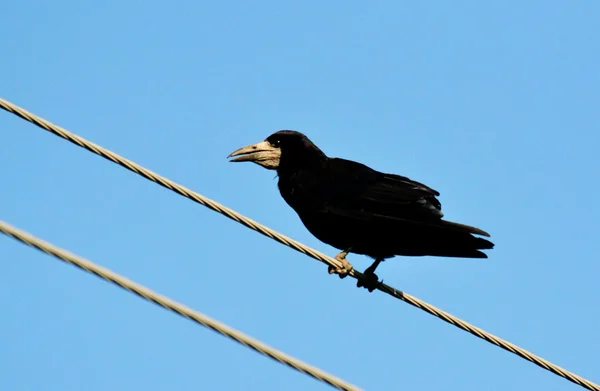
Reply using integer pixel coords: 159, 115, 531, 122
325, 158, 443, 220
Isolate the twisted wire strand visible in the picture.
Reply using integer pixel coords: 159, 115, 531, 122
1, 97, 598, 391
0, 220, 363, 391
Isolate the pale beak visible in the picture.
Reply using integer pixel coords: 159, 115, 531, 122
227, 140, 281, 170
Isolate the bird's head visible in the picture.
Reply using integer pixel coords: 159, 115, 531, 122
228, 130, 326, 171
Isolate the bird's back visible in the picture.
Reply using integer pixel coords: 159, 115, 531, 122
279, 158, 442, 219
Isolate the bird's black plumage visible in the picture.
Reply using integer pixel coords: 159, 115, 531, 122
229, 130, 494, 289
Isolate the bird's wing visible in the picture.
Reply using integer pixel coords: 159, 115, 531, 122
324, 158, 443, 220
319, 159, 490, 237
360, 173, 441, 211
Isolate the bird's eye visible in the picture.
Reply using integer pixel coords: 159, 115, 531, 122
270, 139, 281, 147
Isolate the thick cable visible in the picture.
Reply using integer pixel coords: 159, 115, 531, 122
1, 97, 598, 391
0, 220, 363, 391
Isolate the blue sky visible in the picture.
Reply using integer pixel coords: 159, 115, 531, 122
1, 1, 599, 390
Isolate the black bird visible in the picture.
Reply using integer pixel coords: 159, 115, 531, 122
228, 130, 494, 291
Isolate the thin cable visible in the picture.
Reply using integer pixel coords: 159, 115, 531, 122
0, 220, 363, 391
1, 97, 598, 391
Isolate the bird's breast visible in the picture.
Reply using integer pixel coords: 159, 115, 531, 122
277, 169, 332, 212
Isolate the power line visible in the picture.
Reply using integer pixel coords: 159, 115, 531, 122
0, 220, 363, 391
1, 97, 598, 391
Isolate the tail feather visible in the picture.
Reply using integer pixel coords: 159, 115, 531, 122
421, 234, 494, 259
375, 214, 495, 259
439, 220, 491, 237
415, 220, 495, 259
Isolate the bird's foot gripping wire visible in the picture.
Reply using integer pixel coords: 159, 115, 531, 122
328, 250, 354, 279
356, 259, 383, 293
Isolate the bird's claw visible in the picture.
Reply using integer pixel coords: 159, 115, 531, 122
328, 259, 353, 278
328, 251, 354, 279
357, 272, 381, 292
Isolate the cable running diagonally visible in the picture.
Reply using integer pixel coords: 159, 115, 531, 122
0, 220, 363, 391
1, 97, 598, 391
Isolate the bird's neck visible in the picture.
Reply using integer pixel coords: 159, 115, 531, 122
278, 152, 327, 177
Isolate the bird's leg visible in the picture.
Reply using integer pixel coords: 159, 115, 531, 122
357, 258, 383, 292
328, 248, 354, 279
